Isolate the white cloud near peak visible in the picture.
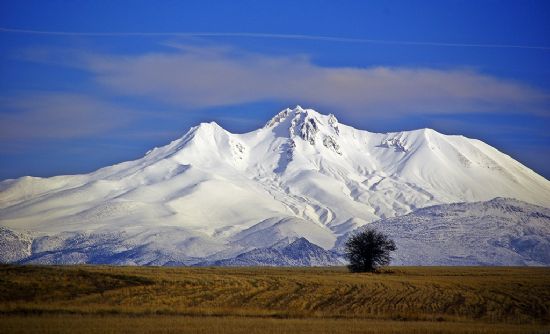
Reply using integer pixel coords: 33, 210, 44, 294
76, 45, 548, 117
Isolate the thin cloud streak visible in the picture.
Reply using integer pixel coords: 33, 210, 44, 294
2, 27, 550, 50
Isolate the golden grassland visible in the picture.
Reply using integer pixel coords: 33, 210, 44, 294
2, 315, 546, 334
0, 265, 549, 333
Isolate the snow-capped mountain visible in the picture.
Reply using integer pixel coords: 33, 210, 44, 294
1, 106, 549, 265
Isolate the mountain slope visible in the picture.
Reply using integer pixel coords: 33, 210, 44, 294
199, 237, 345, 266
1, 106, 549, 265
336, 198, 550, 265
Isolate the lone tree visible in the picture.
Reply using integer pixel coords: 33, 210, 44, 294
344, 229, 396, 272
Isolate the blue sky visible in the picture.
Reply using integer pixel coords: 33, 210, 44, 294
0, 0, 549, 179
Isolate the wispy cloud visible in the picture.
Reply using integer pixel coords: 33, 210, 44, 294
65, 45, 548, 117
0, 93, 137, 140
16, 44, 550, 122
2, 27, 550, 50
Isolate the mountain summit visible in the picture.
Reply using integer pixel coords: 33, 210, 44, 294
1, 106, 549, 265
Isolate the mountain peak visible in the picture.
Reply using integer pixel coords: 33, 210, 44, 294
264, 105, 314, 128
265, 105, 327, 121
184, 121, 228, 140
264, 107, 341, 151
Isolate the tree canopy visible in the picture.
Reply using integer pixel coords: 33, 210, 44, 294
344, 229, 396, 272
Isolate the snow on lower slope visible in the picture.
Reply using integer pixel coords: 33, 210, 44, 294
0, 106, 549, 265
335, 198, 550, 265
0, 227, 33, 263
198, 237, 345, 267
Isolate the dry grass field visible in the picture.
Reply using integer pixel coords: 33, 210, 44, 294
0, 265, 549, 333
